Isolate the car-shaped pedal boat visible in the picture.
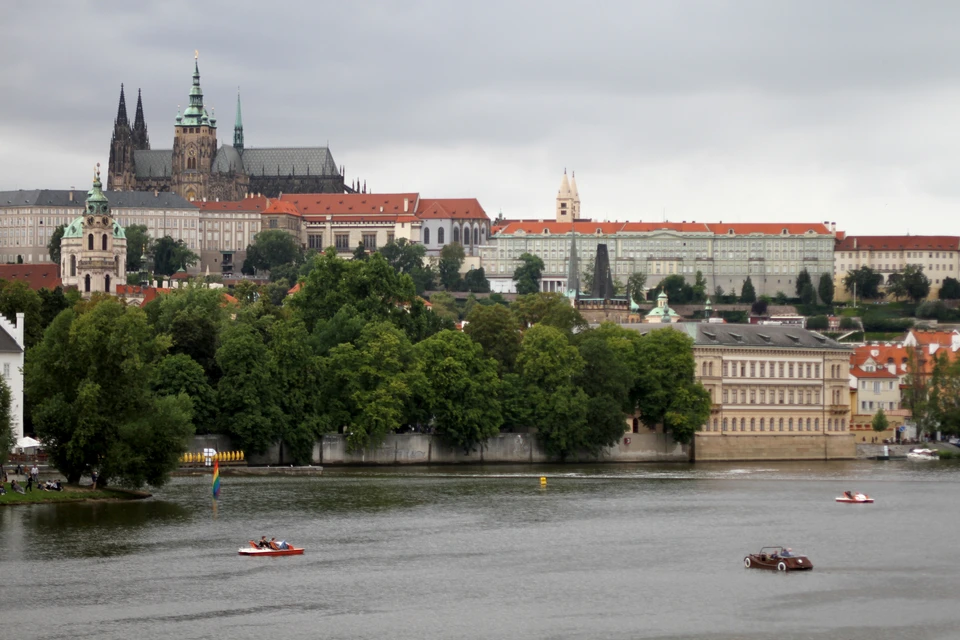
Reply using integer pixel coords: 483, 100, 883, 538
836, 491, 874, 504
238, 541, 304, 557
744, 547, 812, 571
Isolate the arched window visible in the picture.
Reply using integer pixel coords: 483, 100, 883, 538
779, 418, 784, 431
702, 362, 708, 376
814, 418, 820, 431
438, 227, 445, 244
788, 418, 794, 431
423, 227, 430, 245
759, 418, 765, 432
453, 225, 460, 244
712, 418, 718, 432
88, 234, 93, 250
105, 274, 111, 293
70, 255, 77, 277
473, 227, 479, 245
740, 418, 745, 431
84, 274, 91, 293
750, 418, 755, 431
722, 418, 728, 432
101, 234, 108, 251
807, 418, 812, 431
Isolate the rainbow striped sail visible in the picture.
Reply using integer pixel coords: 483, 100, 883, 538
212, 457, 221, 499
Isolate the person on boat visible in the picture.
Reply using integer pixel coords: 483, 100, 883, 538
277, 540, 290, 550
781, 548, 793, 557
257, 536, 269, 549
269, 537, 279, 550
844, 491, 853, 499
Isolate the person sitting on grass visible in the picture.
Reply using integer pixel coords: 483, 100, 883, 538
0, 484, 6, 495
11, 479, 24, 494
52, 480, 63, 491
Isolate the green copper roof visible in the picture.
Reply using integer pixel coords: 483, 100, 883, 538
62, 216, 126, 240
63, 169, 126, 239
180, 54, 211, 126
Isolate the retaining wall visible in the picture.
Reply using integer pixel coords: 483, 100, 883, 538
693, 434, 855, 461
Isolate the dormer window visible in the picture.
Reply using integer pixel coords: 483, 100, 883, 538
781, 228, 789, 235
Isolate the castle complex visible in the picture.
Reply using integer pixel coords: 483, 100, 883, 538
107, 54, 347, 202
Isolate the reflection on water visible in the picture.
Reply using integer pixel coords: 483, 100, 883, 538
1, 459, 959, 640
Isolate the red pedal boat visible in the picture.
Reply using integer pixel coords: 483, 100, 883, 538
835, 491, 873, 504
238, 541, 304, 556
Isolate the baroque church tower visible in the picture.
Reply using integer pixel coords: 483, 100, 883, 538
172, 53, 218, 201
555, 169, 581, 222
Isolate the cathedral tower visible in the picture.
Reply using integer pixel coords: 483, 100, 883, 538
132, 88, 150, 150
556, 169, 581, 222
107, 85, 135, 191
233, 90, 244, 153
172, 52, 218, 201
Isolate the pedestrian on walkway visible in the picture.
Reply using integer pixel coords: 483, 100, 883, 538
31, 464, 39, 483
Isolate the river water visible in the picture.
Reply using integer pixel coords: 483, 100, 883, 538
2, 460, 959, 640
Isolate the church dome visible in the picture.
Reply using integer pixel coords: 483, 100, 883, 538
62, 216, 84, 239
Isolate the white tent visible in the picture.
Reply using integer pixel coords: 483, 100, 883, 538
16, 436, 41, 449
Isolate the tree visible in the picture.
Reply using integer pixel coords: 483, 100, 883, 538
795, 268, 812, 298
871, 408, 890, 434
800, 282, 817, 306
692, 271, 708, 303
511, 292, 587, 334
0, 376, 12, 465
739, 277, 757, 303
843, 266, 883, 300
896, 265, 931, 304
380, 239, 434, 294
713, 286, 724, 303
151, 236, 199, 276
574, 327, 638, 454
145, 284, 228, 377
818, 273, 834, 306
152, 353, 216, 435
352, 242, 368, 261
513, 253, 544, 295
47, 224, 65, 266
927, 353, 960, 437
0, 280, 44, 347
463, 267, 491, 293
428, 292, 459, 321
627, 272, 648, 306
438, 243, 465, 290
939, 277, 960, 300
414, 330, 503, 454
245, 230, 302, 274
806, 315, 829, 330
464, 304, 522, 374
751, 299, 769, 316
632, 328, 711, 444
902, 348, 936, 439
269, 317, 325, 464
774, 291, 788, 305
656, 274, 692, 304
125, 224, 150, 272
513, 324, 589, 460
25, 297, 193, 487
215, 320, 284, 455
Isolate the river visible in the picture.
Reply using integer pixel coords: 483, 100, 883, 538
1, 460, 958, 640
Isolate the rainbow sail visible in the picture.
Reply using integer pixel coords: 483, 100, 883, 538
212, 457, 221, 499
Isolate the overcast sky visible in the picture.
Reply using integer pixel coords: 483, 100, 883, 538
1, 0, 958, 235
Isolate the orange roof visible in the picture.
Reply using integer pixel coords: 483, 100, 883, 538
907, 329, 958, 347
287, 283, 301, 295
621, 222, 710, 233
263, 200, 301, 217
0, 263, 62, 290
851, 344, 909, 369
222, 293, 239, 305
495, 220, 625, 235
850, 368, 898, 379
416, 198, 488, 221
304, 215, 419, 224
706, 223, 832, 235
115, 285, 171, 305
836, 235, 960, 251
195, 196, 269, 212
280, 193, 419, 216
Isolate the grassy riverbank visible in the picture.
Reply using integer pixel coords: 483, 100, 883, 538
0, 483, 151, 506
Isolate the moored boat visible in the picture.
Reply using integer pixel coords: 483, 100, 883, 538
906, 448, 939, 461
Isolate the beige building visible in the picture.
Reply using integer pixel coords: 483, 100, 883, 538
625, 323, 854, 460
483, 173, 838, 296
833, 235, 960, 300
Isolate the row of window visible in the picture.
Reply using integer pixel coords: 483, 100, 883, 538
839, 251, 953, 259
705, 417, 847, 432
860, 401, 898, 411
718, 360, 835, 379
721, 387, 823, 406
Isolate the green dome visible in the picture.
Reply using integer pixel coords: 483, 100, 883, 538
62, 217, 126, 240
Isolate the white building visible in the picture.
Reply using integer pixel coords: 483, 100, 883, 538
0, 312, 25, 445
60, 170, 127, 296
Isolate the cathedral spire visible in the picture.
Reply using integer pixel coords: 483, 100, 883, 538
115, 84, 129, 127
233, 89, 244, 152
132, 88, 150, 150
180, 51, 207, 126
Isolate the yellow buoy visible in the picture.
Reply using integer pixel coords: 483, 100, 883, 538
540, 476, 547, 487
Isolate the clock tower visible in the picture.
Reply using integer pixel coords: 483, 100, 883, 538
172, 52, 218, 201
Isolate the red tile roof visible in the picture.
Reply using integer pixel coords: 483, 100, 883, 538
849, 368, 898, 379
907, 329, 959, 346
263, 200, 301, 217
195, 196, 269, 212
416, 198, 488, 221
0, 264, 61, 290
495, 221, 625, 235
835, 236, 960, 251
621, 222, 710, 233
280, 193, 419, 216
706, 223, 832, 235
851, 344, 908, 369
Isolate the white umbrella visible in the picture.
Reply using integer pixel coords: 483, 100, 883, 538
17, 436, 41, 449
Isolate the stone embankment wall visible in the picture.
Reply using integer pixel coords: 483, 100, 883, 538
693, 434, 855, 461
240, 432, 688, 466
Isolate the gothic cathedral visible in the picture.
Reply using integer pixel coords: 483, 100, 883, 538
108, 53, 350, 201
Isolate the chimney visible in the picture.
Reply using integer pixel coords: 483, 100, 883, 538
404, 198, 409, 213
854, 238, 858, 249
15, 312, 24, 348
68, 192, 73, 202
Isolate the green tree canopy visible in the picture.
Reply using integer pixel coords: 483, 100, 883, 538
692, 271, 708, 303
632, 328, 711, 444
0, 376, 11, 465
244, 230, 302, 275
627, 272, 647, 306
795, 268, 812, 297
380, 239, 435, 294
269, 317, 324, 464
414, 330, 503, 454
799, 282, 817, 306
513, 253, 544, 295
438, 243, 466, 290
0, 280, 44, 347
871, 408, 890, 433
740, 277, 757, 303
511, 292, 587, 334
843, 266, 883, 300
939, 277, 960, 300
125, 224, 150, 272
151, 236, 199, 277
464, 303, 522, 374
818, 272, 835, 306
428, 291, 459, 322
152, 353, 216, 435
463, 267, 491, 293
887, 265, 930, 304
47, 224, 65, 266
25, 297, 193, 487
